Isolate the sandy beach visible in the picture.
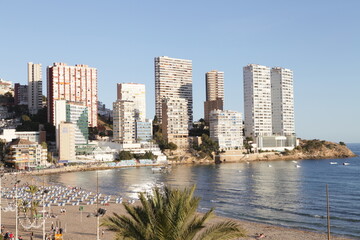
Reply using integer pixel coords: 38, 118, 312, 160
0, 173, 352, 240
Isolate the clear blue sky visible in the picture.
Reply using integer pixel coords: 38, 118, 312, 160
1, 0, 359, 143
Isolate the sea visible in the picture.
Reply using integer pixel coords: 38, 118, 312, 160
46, 143, 360, 239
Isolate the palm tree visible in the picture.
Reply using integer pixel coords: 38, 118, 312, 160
30, 200, 40, 220
18, 199, 30, 218
26, 185, 39, 195
101, 185, 246, 240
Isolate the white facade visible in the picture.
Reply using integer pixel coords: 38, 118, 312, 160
155, 56, 193, 126
28, 62, 43, 114
117, 83, 146, 121
162, 97, 189, 148
243, 64, 272, 137
113, 100, 136, 144
47, 63, 98, 127
271, 67, 295, 136
209, 110, 243, 150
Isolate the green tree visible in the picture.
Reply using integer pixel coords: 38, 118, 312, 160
143, 151, 157, 160
243, 137, 253, 154
101, 185, 246, 240
196, 134, 219, 158
117, 151, 134, 161
21, 114, 31, 122
339, 141, 346, 146
0, 140, 6, 162
168, 142, 178, 151
41, 142, 48, 149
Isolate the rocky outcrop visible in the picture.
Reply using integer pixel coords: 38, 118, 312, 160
281, 139, 356, 160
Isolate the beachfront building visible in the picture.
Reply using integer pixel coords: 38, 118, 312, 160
0, 79, 13, 95
14, 83, 28, 105
113, 100, 136, 144
155, 56, 193, 127
28, 62, 43, 114
204, 70, 224, 123
54, 100, 89, 150
162, 97, 189, 149
47, 62, 98, 127
136, 119, 152, 142
271, 67, 295, 136
0, 129, 46, 144
243, 64, 272, 138
117, 83, 146, 121
58, 122, 76, 161
4, 138, 48, 169
209, 110, 243, 150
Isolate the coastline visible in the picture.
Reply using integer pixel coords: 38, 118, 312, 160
0, 173, 352, 240
20, 149, 358, 177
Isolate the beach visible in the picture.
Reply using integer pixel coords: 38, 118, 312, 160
0, 172, 352, 240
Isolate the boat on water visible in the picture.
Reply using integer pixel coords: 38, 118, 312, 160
268, 165, 272, 168
330, 162, 338, 165
152, 166, 171, 172
343, 162, 350, 166
292, 160, 298, 163
295, 165, 301, 168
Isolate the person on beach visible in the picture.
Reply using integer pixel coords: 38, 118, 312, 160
256, 233, 266, 239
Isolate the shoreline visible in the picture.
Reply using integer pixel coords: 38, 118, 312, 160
0, 174, 353, 240
21, 152, 358, 176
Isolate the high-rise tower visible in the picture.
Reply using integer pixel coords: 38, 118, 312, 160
47, 62, 98, 127
204, 70, 224, 123
271, 67, 295, 136
154, 56, 193, 126
243, 64, 272, 137
28, 62, 43, 114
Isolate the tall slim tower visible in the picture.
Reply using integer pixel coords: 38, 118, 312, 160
206, 70, 224, 101
243, 64, 272, 137
117, 83, 146, 121
47, 62, 98, 127
271, 67, 295, 136
204, 70, 224, 123
28, 62, 43, 114
113, 100, 136, 144
154, 56, 193, 126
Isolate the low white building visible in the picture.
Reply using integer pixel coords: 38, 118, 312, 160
209, 109, 243, 150
0, 129, 46, 143
96, 141, 167, 163
255, 135, 297, 151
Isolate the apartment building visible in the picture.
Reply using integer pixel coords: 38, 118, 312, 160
113, 100, 136, 144
271, 67, 295, 136
243, 64, 272, 138
28, 62, 43, 114
204, 70, 224, 123
161, 97, 189, 149
47, 62, 97, 127
209, 110, 243, 150
117, 83, 146, 121
155, 56, 193, 126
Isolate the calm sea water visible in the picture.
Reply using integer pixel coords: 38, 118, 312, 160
46, 143, 360, 239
